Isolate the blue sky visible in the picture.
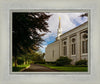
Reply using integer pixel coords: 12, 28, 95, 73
39, 13, 88, 53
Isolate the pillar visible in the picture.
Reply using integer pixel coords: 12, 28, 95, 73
67, 36, 70, 58
76, 32, 81, 61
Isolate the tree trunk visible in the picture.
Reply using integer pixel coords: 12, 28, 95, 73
15, 55, 17, 67
27, 60, 28, 64
24, 59, 26, 65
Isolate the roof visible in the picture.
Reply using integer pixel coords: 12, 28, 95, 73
47, 21, 88, 47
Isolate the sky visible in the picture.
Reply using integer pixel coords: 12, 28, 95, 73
39, 13, 88, 53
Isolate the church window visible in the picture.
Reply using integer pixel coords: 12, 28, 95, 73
86, 40, 88, 53
72, 38, 75, 42
71, 38, 76, 55
64, 41, 66, 45
63, 41, 67, 56
83, 34, 88, 39
82, 34, 88, 54
74, 44, 76, 54
64, 46, 67, 56
72, 44, 76, 55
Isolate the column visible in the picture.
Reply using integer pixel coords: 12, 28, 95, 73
76, 32, 81, 61
60, 39, 63, 56
67, 36, 71, 58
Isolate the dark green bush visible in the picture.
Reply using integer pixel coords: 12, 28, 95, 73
56, 56, 72, 66
45, 62, 56, 64
75, 60, 88, 66
17, 59, 24, 65
34, 61, 45, 64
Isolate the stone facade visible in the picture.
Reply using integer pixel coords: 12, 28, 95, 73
45, 22, 88, 64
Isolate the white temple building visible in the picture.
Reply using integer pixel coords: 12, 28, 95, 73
45, 17, 88, 64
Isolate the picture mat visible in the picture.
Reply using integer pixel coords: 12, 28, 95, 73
10, 9, 90, 74
0, 0, 100, 84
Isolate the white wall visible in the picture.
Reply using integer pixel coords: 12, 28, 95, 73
45, 41, 60, 62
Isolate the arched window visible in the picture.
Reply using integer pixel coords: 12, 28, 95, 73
71, 38, 76, 55
64, 46, 67, 56
82, 34, 88, 53
63, 41, 67, 56
64, 41, 66, 45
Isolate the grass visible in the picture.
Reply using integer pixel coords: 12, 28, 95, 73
39, 64, 88, 72
12, 64, 30, 72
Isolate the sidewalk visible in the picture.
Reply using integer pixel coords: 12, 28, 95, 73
22, 64, 59, 72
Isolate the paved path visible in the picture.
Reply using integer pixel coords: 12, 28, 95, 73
22, 64, 59, 72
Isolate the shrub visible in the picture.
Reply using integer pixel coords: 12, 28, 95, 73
17, 59, 24, 65
28, 60, 34, 64
75, 60, 87, 66
56, 56, 72, 66
34, 61, 45, 64
45, 62, 56, 64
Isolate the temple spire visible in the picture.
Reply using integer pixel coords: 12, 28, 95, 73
57, 16, 62, 40
58, 17, 61, 28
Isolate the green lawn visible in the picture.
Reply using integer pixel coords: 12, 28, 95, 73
40, 64, 88, 72
12, 64, 30, 72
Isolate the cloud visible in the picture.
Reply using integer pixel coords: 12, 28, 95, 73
39, 13, 88, 53
42, 13, 87, 40
67, 13, 88, 26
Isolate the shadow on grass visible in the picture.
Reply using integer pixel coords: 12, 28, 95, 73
12, 67, 25, 72
12, 64, 30, 72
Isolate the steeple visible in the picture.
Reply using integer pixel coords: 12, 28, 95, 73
58, 17, 61, 28
57, 17, 62, 40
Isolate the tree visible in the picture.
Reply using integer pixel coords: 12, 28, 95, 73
80, 13, 88, 17
12, 12, 51, 67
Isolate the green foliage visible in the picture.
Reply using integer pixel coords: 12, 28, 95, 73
40, 64, 88, 72
34, 61, 45, 64
17, 59, 24, 65
28, 60, 34, 64
33, 55, 43, 61
13, 13, 51, 55
45, 62, 56, 64
12, 64, 29, 72
56, 56, 72, 66
32, 52, 44, 62
75, 60, 88, 66
12, 12, 51, 67
33, 52, 45, 64
13, 49, 45, 67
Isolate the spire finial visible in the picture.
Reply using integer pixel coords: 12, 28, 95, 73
57, 16, 62, 40
59, 16, 61, 20
59, 16, 61, 28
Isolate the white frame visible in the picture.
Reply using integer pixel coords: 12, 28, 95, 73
0, 0, 100, 84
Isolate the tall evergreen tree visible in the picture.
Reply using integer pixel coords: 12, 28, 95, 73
12, 12, 51, 67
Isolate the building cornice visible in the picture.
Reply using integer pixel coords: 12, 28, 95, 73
60, 21, 88, 37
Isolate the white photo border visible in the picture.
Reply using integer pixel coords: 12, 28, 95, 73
0, 0, 100, 84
